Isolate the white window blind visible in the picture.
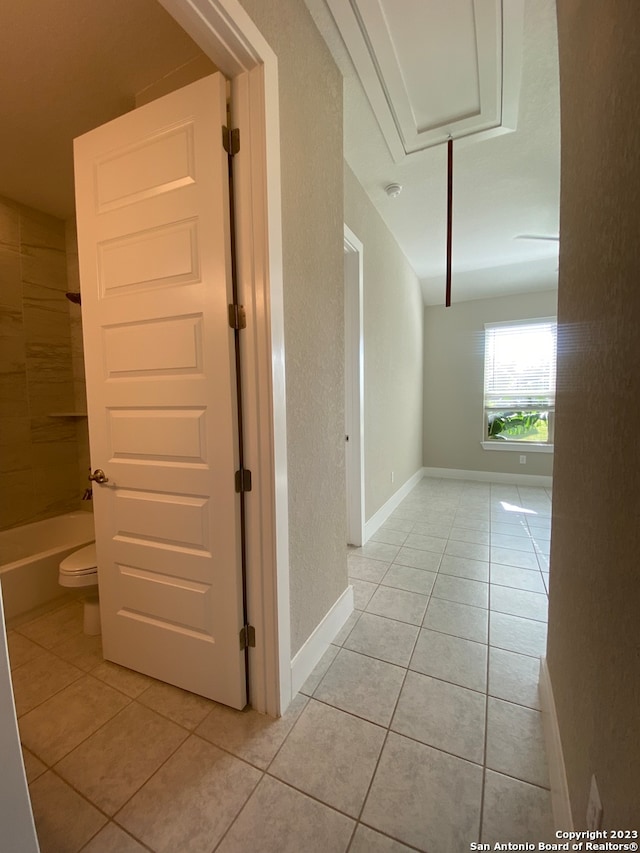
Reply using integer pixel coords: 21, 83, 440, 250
484, 319, 557, 410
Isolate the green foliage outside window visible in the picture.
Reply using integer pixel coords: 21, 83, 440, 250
487, 411, 549, 442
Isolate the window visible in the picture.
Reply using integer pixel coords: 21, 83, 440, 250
483, 318, 557, 448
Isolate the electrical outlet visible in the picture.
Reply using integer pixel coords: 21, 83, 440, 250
586, 775, 603, 830
391, 471, 395, 484
519, 455, 527, 464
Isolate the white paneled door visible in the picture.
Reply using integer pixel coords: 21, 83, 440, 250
74, 74, 247, 708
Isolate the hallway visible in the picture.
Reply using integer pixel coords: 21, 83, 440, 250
8, 476, 554, 852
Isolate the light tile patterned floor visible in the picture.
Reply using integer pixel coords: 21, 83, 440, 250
8, 477, 555, 852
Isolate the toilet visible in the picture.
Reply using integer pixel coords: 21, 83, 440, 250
59, 543, 101, 636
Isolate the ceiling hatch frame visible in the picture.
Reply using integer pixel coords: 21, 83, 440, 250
326, 0, 525, 162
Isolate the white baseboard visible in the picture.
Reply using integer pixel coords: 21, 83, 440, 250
423, 466, 553, 488
539, 657, 574, 830
290, 585, 354, 697
364, 468, 426, 542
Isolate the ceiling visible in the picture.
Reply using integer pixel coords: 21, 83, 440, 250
304, 0, 561, 304
0, 0, 211, 220
0, 0, 559, 307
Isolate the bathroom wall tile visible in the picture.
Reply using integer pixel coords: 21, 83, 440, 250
269, 699, 385, 816
23, 282, 72, 344
29, 771, 107, 853
32, 462, 80, 518
0, 200, 20, 248
0, 416, 31, 473
117, 735, 262, 853
0, 470, 35, 530
20, 209, 66, 253
196, 691, 308, 770
361, 732, 482, 853
0, 199, 81, 531
215, 775, 354, 853
11, 649, 84, 716
0, 246, 22, 308
26, 342, 75, 415
20, 212, 67, 292
18, 675, 130, 765
0, 336, 28, 417
0, 304, 23, 336
137, 680, 215, 730
31, 430, 77, 474
56, 702, 188, 815
30, 413, 76, 443
21, 242, 67, 294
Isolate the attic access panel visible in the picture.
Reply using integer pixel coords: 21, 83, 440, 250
327, 0, 524, 162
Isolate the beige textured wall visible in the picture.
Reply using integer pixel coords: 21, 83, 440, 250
0, 196, 84, 530
423, 291, 557, 478
343, 164, 424, 521
238, 0, 346, 655
549, 1, 640, 826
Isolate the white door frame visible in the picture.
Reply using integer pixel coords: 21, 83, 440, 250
344, 225, 365, 546
159, 0, 291, 715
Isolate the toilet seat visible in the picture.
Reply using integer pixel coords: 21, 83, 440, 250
59, 542, 98, 588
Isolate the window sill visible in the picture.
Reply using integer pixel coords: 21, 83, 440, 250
481, 441, 554, 454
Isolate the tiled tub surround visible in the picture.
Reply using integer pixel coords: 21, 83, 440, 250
7, 477, 554, 852
0, 196, 88, 531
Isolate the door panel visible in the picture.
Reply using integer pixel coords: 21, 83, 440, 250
74, 73, 246, 708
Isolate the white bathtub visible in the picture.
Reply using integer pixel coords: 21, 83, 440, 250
0, 512, 95, 620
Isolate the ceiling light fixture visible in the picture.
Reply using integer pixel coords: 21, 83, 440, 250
385, 183, 402, 198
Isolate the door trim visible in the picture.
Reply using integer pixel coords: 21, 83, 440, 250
159, 0, 291, 715
344, 225, 365, 547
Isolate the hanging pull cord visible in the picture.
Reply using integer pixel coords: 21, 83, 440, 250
446, 136, 453, 307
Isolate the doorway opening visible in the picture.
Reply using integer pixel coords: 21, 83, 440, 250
344, 225, 365, 547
